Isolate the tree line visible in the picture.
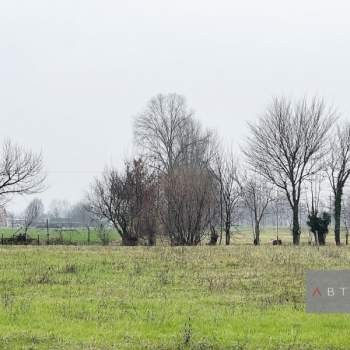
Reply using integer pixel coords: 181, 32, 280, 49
85, 93, 349, 246
2, 93, 349, 246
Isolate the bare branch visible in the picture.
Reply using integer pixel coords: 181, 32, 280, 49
0, 140, 46, 201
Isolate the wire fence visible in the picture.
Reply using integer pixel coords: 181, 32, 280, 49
0, 228, 118, 246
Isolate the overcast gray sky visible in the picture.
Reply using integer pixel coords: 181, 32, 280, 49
1, 0, 350, 213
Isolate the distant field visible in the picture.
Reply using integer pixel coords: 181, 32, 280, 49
0, 244, 349, 349
0, 225, 340, 246
230, 226, 339, 245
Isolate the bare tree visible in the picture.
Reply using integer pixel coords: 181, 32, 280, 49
23, 198, 44, 238
134, 93, 217, 173
134, 93, 219, 246
0, 141, 45, 204
237, 173, 274, 245
160, 166, 215, 245
87, 159, 157, 246
244, 97, 335, 245
326, 122, 350, 245
207, 178, 221, 245
87, 166, 136, 245
213, 151, 241, 245
126, 158, 158, 245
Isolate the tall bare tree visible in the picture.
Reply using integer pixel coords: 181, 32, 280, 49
213, 151, 241, 245
326, 122, 350, 245
244, 97, 335, 244
0, 141, 45, 204
134, 93, 219, 246
134, 93, 216, 173
237, 173, 274, 245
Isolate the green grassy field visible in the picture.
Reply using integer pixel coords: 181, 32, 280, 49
0, 240, 349, 349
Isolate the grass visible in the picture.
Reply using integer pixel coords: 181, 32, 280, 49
0, 239, 349, 349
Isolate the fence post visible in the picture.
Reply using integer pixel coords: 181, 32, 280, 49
37, 235, 40, 245
1, 233, 3, 245
46, 218, 49, 245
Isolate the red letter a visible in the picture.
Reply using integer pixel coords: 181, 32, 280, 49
312, 287, 321, 297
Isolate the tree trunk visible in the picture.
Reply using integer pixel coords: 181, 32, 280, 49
292, 205, 300, 245
318, 231, 326, 246
225, 211, 231, 245
254, 221, 260, 245
147, 229, 156, 246
121, 235, 138, 246
225, 227, 230, 245
334, 190, 342, 246
219, 185, 223, 245
209, 226, 218, 245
